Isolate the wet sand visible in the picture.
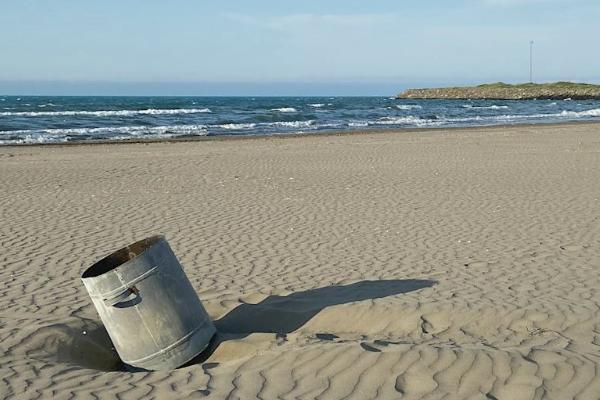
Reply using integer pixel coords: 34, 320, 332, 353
1, 122, 600, 399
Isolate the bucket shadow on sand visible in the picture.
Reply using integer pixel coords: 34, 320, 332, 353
23, 279, 434, 372
189, 279, 436, 364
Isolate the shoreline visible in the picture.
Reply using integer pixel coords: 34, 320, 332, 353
2, 119, 600, 148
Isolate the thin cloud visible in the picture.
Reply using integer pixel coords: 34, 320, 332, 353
482, 0, 561, 5
224, 13, 395, 31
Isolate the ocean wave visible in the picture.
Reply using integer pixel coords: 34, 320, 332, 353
0, 108, 212, 117
374, 116, 442, 127
213, 120, 315, 130
497, 108, 600, 120
309, 104, 325, 108
559, 108, 600, 117
218, 123, 257, 130
374, 111, 581, 127
396, 104, 423, 110
444, 108, 600, 124
0, 124, 209, 144
270, 107, 297, 113
0, 134, 64, 145
0, 120, 319, 144
462, 104, 509, 110
267, 120, 315, 128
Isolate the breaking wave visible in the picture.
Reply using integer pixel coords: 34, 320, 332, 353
559, 108, 600, 117
0, 125, 209, 145
396, 105, 423, 110
0, 108, 212, 117
374, 116, 442, 127
218, 123, 257, 130
270, 108, 297, 113
462, 104, 509, 110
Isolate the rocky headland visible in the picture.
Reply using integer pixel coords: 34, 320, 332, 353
398, 82, 600, 100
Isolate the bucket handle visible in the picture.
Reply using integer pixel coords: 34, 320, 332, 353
103, 266, 159, 307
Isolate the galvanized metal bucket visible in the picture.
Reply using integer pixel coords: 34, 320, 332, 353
81, 235, 215, 371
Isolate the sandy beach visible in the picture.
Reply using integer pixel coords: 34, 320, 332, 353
1, 122, 600, 399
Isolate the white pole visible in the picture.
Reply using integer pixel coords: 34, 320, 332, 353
530, 41, 534, 83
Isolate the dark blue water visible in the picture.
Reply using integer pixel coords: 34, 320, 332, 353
1, 96, 599, 144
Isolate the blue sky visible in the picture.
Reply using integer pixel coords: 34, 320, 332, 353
1, 0, 599, 95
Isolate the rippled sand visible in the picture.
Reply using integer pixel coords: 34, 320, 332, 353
1, 123, 600, 399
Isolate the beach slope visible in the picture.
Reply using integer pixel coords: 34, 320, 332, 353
1, 123, 600, 399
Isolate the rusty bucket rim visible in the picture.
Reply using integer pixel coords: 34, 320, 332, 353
81, 235, 165, 280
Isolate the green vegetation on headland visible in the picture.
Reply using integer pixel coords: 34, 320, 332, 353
397, 82, 600, 100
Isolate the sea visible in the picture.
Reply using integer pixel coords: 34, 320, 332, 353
1, 96, 600, 145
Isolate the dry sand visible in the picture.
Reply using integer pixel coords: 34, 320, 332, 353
1, 123, 600, 399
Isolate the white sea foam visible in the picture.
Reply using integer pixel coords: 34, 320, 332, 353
375, 113, 557, 126
317, 122, 343, 129
218, 123, 257, 130
0, 134, 62, 145
0, 121, 325, 145
270, 107, 297, 113
0, 108, 212, 117
559, 108, 600, 117
374, 116, 442, 127
214, 121, 315, 130
348, 122, 369, 128
396, 104, 423, 110
0, 124, 209, 144
462, 104, 509, 110
267, 120, 315, 128
444, 108, 600, 124
446, 114, 546, 124
309, 104, 325, 108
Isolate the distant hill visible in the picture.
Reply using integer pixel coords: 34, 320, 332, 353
397, 82, 600, 100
